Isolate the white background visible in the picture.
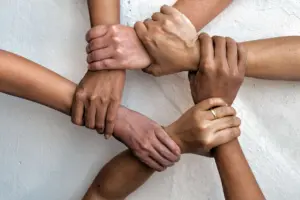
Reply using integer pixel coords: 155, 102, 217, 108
0, 0, 300, 199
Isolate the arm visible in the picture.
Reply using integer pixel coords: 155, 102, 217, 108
0, 48, 181, 171
243, 36, 300, 81
0, 50, 240, 200
189, 34, 264, 199
173, 0, 232, 31
87, 0, 120, 26
214, 141, 264, 200
83, 98, 241, 200
84, 0, 233, 74
72, 0, 124, 138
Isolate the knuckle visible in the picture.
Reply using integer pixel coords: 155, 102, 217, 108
112, 36, 120, 43
100, 97, 109, 104
88, 94, 98, 102
106, 116, 115, 124
140, 142, 151, 152
110, 24, 120, 34
115, 47, 123, 55
162, 19, 172, 27
207, 98, 217, 107
75, 89, 87, 101
200, 58, 215, 70
197, 122, 209, 131
202, 137, 213, 150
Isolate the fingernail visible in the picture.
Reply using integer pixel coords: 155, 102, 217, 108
105, 134, 111, 140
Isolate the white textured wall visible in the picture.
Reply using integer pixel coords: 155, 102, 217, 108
0, 0, 300, 199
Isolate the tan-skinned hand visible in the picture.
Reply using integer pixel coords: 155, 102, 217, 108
189, 33, 247, 105
72, 70, 125, 138
134, 5, 200, 76
167, 98, 241, 155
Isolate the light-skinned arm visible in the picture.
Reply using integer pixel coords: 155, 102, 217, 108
0, 49, 181, 172
84, 0, 233, 72
73, 0, 181, 170
243, 36, 300, 81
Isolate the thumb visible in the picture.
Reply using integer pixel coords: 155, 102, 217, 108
142, 64, 163, 77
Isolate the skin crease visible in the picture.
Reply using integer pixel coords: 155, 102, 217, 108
85, 5, 300, 81
83, 98, 241, 200
74, 0, 181, 170
85, 0, 234, 73
189, 34, 264, 200
72, 0, 125, 139
81, 35, 265, 200
0, 49, 180, 172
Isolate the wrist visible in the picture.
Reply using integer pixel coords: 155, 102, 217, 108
164, 123, 189, 154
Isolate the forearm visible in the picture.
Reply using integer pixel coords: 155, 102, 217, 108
0, 50, 74, 115
243, 36, 300, 81
83, 127, 184, 200
173, 0, 232, 31
87, 0, 120, 26
214, 140, 264, 200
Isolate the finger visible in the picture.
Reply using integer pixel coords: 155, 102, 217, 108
196, 98, 228, 111
237, 43, 247, 73
151, 12, 166, 21
143, 18, 155, 29
149, 147, 174, 167
86, 35, 110, 53
134, 21, 148, 38
88, 59, 120, 71
155, 129, 181, 160
212, 36, 226, 60
226, 37, 238, 67
71, 93, 85, 126
207, 106, 236, 120
142, 64, 163, 77
86, 47, 114, 63
104, 101, 120, 138
86, 25, 108, 42
85, 102, 96, 129
210, 116, 241, 132
160, 5, 177, 15
96, 102, 109, 133
140, 156, 165, 171
210, 127, 241, 149
199, 33, 214, 61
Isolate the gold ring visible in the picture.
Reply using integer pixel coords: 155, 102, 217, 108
210, 109, 217, 119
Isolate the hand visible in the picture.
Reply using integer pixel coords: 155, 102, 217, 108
72, 70, 125, 137
166, 98, 241, 155
114, 107, 181, 171
86, 24, 151, 70
134, 5, 200, 76
189, 33, 247, 105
